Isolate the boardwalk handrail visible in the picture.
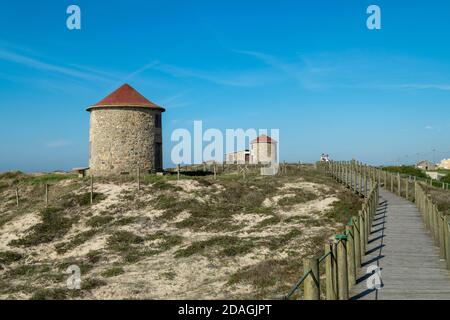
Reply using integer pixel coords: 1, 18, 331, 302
415, 182, 450, 270
284, 160, 379, 300
326, 160, 450, 272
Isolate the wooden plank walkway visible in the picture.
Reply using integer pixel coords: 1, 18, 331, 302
350, 188, 450, 300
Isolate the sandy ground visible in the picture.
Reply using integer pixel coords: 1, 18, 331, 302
0, 173, 356, 299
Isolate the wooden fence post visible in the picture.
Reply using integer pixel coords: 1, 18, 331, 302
332, 241, 339, 298
384, 171, 387, 187
214, 163, 217, 180
353, 216, 361, 267
444, 216, 450, 270
324, 243, 336, 300
336, 235, 349, 300
363, 173, 367, 196
406, 178, 409, 201
346, 225, 356, 286
397, 173, 401, 196
439, 212, 445, 259
15, 187, 19, 207
433, 204, 440, 247
364, 207, 370, 245
303, 258, 320, 300
359, 211, 366, 257
45, 184, 49, 206
177, 164, 180, 180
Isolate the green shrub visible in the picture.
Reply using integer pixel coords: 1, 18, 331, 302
383, 166, 427, 178
440, 174, 450, 184
10, 207, 75, 246
86, 215, 114, 228
82, 278, 106, 290
55, 229, 99, 254
0, 251, 23, 264
61, 192, 105, 208
277, 191, 318, 207
31, 288, 68, 300
175, 236, 255, 258
21, 173, 76, 185
101, 266, 124, 278
107, 231, 144, 252
0, 171, 24, 180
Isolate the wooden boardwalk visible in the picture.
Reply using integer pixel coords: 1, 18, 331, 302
350, 188, 450, 300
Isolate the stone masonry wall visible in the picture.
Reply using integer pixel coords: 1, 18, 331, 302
251, 142, 277, 164
89, 107, 162, 175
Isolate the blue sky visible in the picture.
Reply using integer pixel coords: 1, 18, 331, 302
1, 0, 450, 172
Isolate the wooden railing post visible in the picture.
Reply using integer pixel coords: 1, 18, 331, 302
15, 187, 19, 207
324, 243, 336, 300
444, 216, 450, 270
332, 241, 339, 297
359, 211, 366, 256
346, 225, 356, 286
433, 204, 440, 247
439, 212, 445, 259
363, 172, 367, 196
406, 177, 409, 200
304, 258, 320, 300
425, 195, 431, 230
364, 207, 370, 245
336, 235, 349, 300
353, 216, 361, 268
45, 183, 49, 206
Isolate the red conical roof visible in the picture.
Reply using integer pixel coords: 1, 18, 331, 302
87, 84, 165, 111
251, 134, 277, 144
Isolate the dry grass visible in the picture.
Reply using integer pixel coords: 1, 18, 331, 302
422, 183, 450, 216
0, 165, 362, 299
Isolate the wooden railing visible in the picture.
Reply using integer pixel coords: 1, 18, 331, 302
285, 161, 379, 300
415, 182, 450, 270
324, 160, 450, 272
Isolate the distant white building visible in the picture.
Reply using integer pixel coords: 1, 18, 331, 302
417, 160, 436, 171
250, 134, 277, 164
224, 134, 278, 165
225, 150, 250, 164
426, 171, 445, 180
438, 159, 450, 170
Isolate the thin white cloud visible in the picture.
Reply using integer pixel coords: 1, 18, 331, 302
143, 61, 281, 87
122, 61, 160, 81
397, 84, 450, 91
235, 49, 334, 90
0, 48, 114, 84
237, 50, 450, 92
